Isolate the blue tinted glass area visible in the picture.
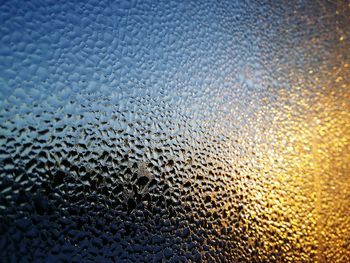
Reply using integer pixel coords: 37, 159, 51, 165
0, 0, 349, 262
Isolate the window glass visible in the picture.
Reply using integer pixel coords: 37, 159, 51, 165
0, 1, 349, 262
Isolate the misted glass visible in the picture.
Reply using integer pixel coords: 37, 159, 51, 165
0, 0, 349, 262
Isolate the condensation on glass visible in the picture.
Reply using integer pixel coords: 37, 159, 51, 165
0, 0, 349, 262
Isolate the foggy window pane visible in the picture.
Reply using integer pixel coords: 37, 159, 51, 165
0, 0, 349, 262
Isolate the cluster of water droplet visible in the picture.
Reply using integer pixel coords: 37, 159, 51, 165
1, 0, 350, 262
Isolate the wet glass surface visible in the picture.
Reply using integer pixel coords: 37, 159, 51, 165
0, 0, 349, 262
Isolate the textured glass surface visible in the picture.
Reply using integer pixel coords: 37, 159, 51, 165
0, 0, 349, 262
